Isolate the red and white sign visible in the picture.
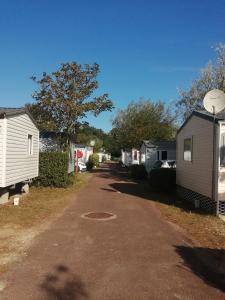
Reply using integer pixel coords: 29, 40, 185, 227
74, 150, 83, 159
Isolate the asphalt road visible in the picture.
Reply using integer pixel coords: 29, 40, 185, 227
0, 165, 224, 299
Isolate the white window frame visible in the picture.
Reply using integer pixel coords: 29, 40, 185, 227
184, 137, 192, 162
28, 134, 33, 155
220, 132, 225, 167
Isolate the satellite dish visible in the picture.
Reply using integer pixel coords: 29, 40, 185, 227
203, 89, 225, 115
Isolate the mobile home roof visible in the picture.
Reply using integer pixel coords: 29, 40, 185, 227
0, 107, 38, 129
177, 110, 225, 134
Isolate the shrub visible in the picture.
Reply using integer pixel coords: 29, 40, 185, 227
86, 153, 99, 170
38, 152, 69, 187
129, 164, 147, 180
148, 168, 176, 193
111, 156, 120, 162
86, 160, 94, 170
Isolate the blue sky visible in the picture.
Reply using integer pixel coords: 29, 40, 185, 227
0, 0, 224, 132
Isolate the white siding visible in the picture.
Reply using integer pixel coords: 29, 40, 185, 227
218, 122, 225, 200
140, 144, 147, 164
0, 119, 4, 186
131, 149, 140, 165
121, 150, 132, 166
4, 114, 39, 187
145, 148, 157, 172
167, 150, 176, 160
176, 115, 214, 198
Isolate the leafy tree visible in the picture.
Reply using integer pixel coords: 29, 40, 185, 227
104, 128, 121, 157
30, 62, 113, 144
92, 137, 103, 152
111, 98, 176, 151
176, 44, 225, 121
76, 124, 106, 152
26, 103, 58, 131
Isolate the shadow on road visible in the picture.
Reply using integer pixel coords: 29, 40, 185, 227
99, 164, 212, 215
175, 245, 225, 293
110, 180, 213, 216
100, 165, 225, 292
40, 264, 88, 300
90, 163, 131, 182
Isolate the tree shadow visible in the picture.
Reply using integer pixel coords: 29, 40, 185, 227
110, 180, 213, 215
175, 245, 225, 292
94, 165, 212, 215
40, 264, 88, 300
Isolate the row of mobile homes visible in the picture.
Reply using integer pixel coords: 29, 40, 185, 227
0, 108, 39, 203
40, 135, 94, 173
97, 150, 111, 163
176, 110, 225, 215
140, 140, 176, 172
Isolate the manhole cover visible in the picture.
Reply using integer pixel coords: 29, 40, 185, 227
81, 212, 117, 221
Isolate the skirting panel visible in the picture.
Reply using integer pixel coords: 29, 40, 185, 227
176, 185, 216, 214
219, 200, 225, 215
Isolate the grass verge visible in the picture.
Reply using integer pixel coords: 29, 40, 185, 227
153, 193, 225, 250
0, 173, 89, 228
0, 173, 90, 274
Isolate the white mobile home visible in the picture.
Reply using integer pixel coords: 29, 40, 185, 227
0, 108, 39, 203
40, 135, 94, 173
97, 151, 111, 163
140, 140, 176, 172
74, 144, 93, 164
121, 148, 140, 166
39, 131, 63, 152
176, 110, 225, 215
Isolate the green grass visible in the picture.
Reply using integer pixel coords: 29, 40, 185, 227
0, 173, 89, 228
155, 199, 225, 249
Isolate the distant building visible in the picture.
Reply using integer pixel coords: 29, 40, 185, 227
40, 134, 94, 173
140, 140, 176, 172
96, 150, 111, 163
121, 148, 140, 166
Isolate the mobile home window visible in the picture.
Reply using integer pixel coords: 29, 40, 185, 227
28, 134, 33, 155
161, 151, 167, 160
220, 133, 225, 166
184, 138, 192, 161
157, 151, 160, 160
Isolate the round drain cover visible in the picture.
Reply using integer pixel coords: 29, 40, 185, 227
81, 212, 117, 221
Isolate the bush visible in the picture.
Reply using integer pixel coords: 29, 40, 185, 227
86, 160, 94, 170
148, 168, 176, 193
129, 164, 147, 180
86, 153, 99, 170
38, 152, 69, 187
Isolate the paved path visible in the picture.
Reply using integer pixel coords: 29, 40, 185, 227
1, 165, 224, 299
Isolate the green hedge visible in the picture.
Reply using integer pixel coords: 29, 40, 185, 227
129, 164, 147, 180
38, 152, 69, 187
148, 168, 176, 193
86, 153, 99, 170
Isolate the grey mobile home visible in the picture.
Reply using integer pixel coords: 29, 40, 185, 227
176, 110, 225, 215
140, 140, 176, 172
